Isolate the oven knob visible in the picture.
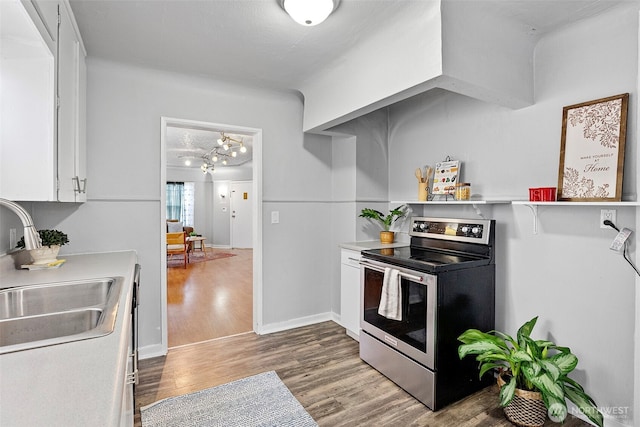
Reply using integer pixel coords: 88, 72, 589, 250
472, 226, 480, 235
420, 223, 426, 230
461, 226, 469, 233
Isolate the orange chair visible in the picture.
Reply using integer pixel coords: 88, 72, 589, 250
167, 232, 189, 268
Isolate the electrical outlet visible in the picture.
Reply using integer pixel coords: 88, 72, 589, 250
600, 209, 616, 228
9, 228, 16, 249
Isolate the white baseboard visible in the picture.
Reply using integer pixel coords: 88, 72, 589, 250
258, 312, 335, 335
345, 329, 360, 341
139, 312, 351, 359
139, 343, 166, 360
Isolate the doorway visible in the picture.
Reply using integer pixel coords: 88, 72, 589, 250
160, 117, 263, 353
231, 181, 253, 248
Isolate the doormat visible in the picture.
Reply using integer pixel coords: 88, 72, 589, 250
167, 251, 235, 268
140, 371, 317, 427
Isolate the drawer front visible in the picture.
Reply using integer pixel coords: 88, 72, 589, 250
341, 249, 361, 267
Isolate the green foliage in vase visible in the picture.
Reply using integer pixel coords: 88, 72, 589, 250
16, 229, 69, 248
458, 316, 603, 427
359, 205, 408, 231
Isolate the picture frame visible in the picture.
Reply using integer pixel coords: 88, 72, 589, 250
432, 160, 460, 196
557, 93, 629, 202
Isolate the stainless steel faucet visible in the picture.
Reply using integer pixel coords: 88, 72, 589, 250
0, 198, 42, 250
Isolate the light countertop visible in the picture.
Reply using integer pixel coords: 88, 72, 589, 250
0, 251, 137, 427
339, 240, 409, 252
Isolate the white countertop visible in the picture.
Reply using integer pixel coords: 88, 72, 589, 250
339, 240, 409, 252
0, 251, 137, 427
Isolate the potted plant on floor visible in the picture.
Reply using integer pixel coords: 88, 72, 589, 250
458, 316, 603, 427
359, 205, 408, 243
17, 229, 69, 265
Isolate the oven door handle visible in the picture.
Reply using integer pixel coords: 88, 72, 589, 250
359, 260, 424, 282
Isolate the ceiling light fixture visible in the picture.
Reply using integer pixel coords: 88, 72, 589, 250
280, 0, 340, 27
179, 132, 249, 171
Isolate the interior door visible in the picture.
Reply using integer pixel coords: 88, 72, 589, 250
230, 181, 252, 248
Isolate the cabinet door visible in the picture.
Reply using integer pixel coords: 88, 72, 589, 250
340, 249, 361, 339
0, 0, 56, 201
119, 312, 134, 426
31, 0, 58, 50
57, 1, 86, 202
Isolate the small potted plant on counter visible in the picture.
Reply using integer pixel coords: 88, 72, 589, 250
17, 229, 69, 265
359, 205, 408, 243
457, 316, 603, 427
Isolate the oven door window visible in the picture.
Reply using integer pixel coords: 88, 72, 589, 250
363, 268, 427, 352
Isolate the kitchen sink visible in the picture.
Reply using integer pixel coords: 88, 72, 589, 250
0, 278, 116, 319
0, 278, 122, 354
1, 308, 104, 347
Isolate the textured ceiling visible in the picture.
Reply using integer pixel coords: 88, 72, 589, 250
69, 0, 626, 90
165, 126, 253, 170
68, 0, 626, 170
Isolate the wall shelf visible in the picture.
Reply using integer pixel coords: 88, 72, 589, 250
511, 201, 640, 207
512, 200, 640, 234
393, 200, 510, 218
394, 200, 638, 231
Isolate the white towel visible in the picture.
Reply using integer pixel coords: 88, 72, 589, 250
378, 267, 402, 321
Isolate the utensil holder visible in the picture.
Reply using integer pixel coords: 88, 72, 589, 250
418, 182, 429, 201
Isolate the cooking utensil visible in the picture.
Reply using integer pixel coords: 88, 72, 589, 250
415, 168, 423, 183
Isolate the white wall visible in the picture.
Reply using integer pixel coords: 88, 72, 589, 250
28, 58, 335, 354
441, 0, 535, 108
387, 4, 638, 425
301, 1, 443, 132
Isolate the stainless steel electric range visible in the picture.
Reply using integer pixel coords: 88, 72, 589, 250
359, 217, 496, 410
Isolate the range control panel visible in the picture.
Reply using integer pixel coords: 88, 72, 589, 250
410, 217, 493, 245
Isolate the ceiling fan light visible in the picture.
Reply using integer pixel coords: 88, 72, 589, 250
223, 144, 229, 151
282, 0, 337, 26
231, 151, 237, 157
212, 155, 218, 162
217, 138, 224, 146
240, 144, 247, 153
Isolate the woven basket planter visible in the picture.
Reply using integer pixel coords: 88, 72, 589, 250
497, 373, 547, 427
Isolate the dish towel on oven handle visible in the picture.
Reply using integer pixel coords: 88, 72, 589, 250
378, 267, 402, 321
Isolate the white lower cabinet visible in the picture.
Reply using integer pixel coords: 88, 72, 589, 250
340, 249, 361, 340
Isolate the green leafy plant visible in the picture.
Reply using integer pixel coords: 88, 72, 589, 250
458, 316, 603, 427
359, 205, 407, 231
16, 229, 69, 248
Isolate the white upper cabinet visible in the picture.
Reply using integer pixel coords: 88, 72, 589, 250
31, 0, 58, 50
0, 0, 86, 202
57, 1, 87, 202
0, 0, 56, 201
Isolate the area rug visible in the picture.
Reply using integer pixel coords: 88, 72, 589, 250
167, 251, 235, 268
140, 371, 318, 427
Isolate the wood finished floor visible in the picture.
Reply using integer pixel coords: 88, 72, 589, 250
167, 248, 253, 348
135, 321, 590, 427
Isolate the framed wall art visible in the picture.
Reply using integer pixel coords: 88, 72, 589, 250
432, 160, 460, 196
557, 93, 629, 202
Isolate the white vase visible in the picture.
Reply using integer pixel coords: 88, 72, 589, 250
29, 245, 61, 265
